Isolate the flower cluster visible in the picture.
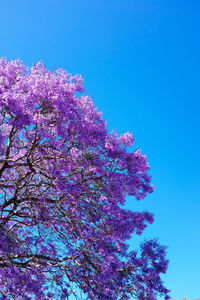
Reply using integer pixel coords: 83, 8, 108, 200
0, 58, 169, 299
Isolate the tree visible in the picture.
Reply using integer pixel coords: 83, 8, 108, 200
0, 58, 169, 299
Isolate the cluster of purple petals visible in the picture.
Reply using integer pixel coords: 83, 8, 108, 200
0, 58, 169, 299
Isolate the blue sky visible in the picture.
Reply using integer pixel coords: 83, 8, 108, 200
0, 0, 200, 298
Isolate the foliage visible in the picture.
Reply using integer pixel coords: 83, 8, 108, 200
0, 58, 169, 299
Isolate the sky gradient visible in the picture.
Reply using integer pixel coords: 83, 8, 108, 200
0, 1, 200, 298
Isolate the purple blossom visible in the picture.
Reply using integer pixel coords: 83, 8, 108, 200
0, 58, 169, 299
119, 132, 135, 147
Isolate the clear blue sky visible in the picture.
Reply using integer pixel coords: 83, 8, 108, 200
1, 1, 200, 298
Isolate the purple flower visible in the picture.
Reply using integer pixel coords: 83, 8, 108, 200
0, 58, 169, 299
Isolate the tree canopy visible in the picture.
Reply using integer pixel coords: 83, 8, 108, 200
0, 58, 169, 299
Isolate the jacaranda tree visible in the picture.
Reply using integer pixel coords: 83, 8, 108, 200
0, 58, 169, 299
